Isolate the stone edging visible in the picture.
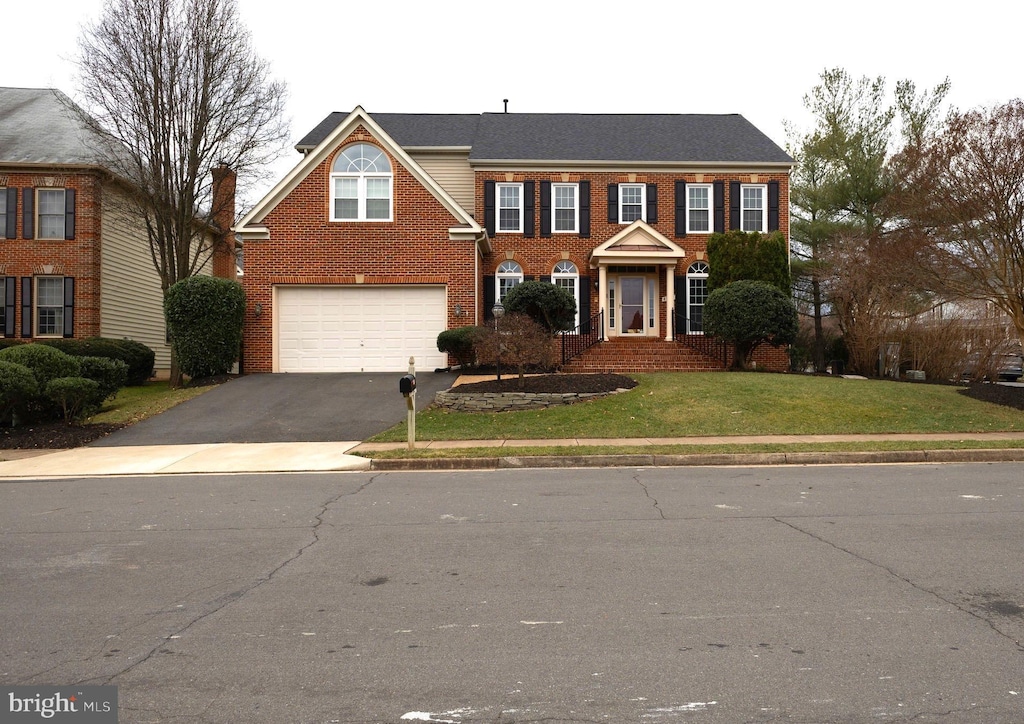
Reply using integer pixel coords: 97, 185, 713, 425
435, 387, 629, 412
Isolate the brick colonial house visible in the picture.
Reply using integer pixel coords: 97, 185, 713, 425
235, 106, 793, 373
0, 87, 237, 373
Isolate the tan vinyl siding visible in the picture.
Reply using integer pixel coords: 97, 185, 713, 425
99, 187, 218, 373
99, 188, 173, 371
409, 152, 475, 214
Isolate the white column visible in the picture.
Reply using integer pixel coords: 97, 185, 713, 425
664, 268, 675, 341
598, 265, 608, 338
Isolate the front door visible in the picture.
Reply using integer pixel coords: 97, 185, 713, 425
613, 275, 658, 336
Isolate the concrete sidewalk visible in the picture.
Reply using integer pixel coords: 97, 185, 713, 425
3, 432, 1024, 478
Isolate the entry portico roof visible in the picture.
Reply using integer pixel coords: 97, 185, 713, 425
589, 220, 687, 267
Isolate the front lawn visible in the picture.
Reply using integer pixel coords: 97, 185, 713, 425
370, 373, 1024, 442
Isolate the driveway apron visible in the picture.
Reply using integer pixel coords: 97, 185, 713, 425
91, 371, 458, 446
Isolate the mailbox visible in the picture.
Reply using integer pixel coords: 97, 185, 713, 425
399, 374, 416, 396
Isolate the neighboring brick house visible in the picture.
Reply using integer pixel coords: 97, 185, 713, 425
235, 106, 793, 373
0, 87, 236, 373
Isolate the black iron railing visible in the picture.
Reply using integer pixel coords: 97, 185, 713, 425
673, 310, 730, 366
561, 310, 605, 365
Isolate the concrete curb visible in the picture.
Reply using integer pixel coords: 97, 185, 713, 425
368, 447, 1024, 471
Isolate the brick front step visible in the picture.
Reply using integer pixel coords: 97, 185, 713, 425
562, 338, 728, 373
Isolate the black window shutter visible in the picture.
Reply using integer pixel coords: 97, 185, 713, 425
674, 181, 687, 238
713, 180, 725, 233
729, 181, 740, 231
674, 274, 686, 336
646, 183, 658, 224
540, 181, 551, 237
63, 277, 75, 338
768, 181, 780, 232
64, 189, 76, 240
523, 180, 535, 238
579, 181, 591, 238
483, 180, 496, 237
4, 277, 15, 337
22, 189, 34, 239
607, 184, 618, 223
579, 276, 592, 333
540, 275, 552, 283
5, 188, 16, 239
21, 277, 32, 337
483, 276, 495, 321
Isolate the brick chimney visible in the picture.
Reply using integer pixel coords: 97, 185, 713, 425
211, 164, 237, 280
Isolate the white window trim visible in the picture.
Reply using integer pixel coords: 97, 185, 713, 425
686, 184, 713, 234
686, 261, 709, 335
496, 260, 524, 302
496, 183, 523, 234
552, 183, 579, 234
552, 260, 580, 329
329, 144, 393, 222
618, 183, 645, 224
35, 276, 64, 338
740, 184, 767, 232
37, 188, 66, 240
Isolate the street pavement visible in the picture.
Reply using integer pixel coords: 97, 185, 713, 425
2, 464, 1023, 722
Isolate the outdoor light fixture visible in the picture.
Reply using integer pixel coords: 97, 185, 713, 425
254, 302, 263, 317
453, 303, 464, 317
491, 302, 505, 382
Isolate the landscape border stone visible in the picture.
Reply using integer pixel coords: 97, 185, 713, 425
435, 388, 629, 412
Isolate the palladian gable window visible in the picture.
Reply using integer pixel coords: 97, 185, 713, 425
330, 143, 393, 221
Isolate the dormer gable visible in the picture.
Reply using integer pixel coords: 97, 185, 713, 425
234, 106, 481, 242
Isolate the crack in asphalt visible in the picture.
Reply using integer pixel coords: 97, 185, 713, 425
774, 517, 1024, 652
86, 475, 384, 687
634, 475, 666, 520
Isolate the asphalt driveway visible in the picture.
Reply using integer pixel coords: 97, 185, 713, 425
92, 371, 459, 446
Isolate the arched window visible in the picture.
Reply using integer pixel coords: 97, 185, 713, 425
496, 260, 523, 303
330, 143, 392, 221
686, 261, 709, 334
552, 260, 580, 329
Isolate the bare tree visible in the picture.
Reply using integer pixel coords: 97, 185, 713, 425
73, 0, 289, 385
896, 100, 1024, 351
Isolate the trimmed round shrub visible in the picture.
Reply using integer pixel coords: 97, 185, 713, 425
39, 337, 154, 386
437, 326, 480, 368
0, 339, 26, 353
704, 280, 799, 370
45, 377, 103, 424
165, 276, 245, 380
78, 356, 128, 401
503, 281, 577, 332
0, 360, 39, 425
0, 343, 81, 388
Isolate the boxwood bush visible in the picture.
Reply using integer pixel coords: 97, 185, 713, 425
45, 377, 103, 424
0, 360, 38, 425
78, 356, 129, 401
39, 337, 155, 385
437, 326, 480, 368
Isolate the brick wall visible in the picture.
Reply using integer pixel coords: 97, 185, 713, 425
0, 170, 103, 341
240, 127, 479, 372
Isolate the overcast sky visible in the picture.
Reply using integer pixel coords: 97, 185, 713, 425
7, 0, 1023, 206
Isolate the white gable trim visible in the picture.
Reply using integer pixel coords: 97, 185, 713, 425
590, 219, 686, 266
234, 106, 481, 239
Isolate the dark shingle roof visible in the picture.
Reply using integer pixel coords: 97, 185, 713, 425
297, 110, 791, 164
0, 87, 102, 166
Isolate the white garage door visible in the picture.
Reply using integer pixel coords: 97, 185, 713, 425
276, 286, 447, 372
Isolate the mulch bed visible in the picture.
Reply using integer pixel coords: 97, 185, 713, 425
959, 382, 1024, 411
0, 422, 127, 450
452, 373, 638, 395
